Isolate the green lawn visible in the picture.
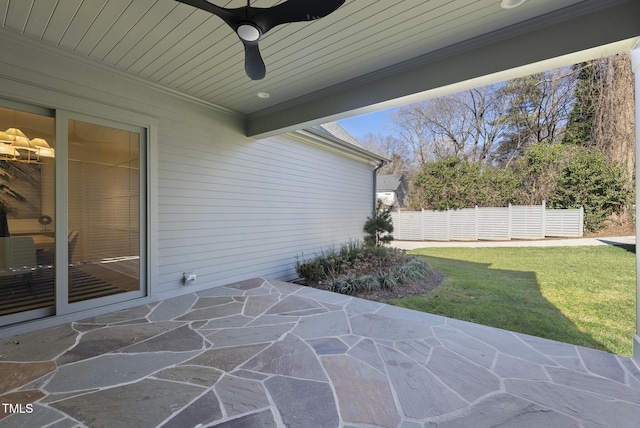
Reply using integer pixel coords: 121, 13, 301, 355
395, 245, 636, 356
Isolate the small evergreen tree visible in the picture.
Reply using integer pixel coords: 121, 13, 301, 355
363, 201, 394, 247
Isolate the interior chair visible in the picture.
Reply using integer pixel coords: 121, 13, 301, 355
0, 236, 37, 295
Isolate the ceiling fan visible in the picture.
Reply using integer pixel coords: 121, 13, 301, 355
175, 0, 346, 80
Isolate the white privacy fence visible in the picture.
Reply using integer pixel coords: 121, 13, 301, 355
391, 203, 583, 241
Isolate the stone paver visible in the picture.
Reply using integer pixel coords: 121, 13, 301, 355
1, 277, 639, 427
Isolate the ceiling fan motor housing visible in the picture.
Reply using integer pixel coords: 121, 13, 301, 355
237, 22, 261, 41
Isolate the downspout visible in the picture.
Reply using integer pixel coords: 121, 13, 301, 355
373, 160, 385, 211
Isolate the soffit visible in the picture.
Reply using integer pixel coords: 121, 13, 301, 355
1, 0, 638, 136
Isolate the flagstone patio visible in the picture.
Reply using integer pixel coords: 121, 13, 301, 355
1, 277, 639, 427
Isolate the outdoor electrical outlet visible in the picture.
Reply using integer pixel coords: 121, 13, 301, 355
182, 272, 196, 285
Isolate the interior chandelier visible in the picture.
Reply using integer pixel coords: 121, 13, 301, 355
0, 128, 55, 163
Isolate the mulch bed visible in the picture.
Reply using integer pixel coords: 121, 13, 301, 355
296, 268, 445, 304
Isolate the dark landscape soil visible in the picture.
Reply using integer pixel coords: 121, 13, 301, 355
586, 221, 635, 237
352, 268, 445, 303
298, 268, 445, 304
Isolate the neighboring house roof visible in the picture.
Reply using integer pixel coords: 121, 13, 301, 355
376, 174, 406, 193
377, 174, 409, 207
313, 122, 364, 149
302, 122, 386, 165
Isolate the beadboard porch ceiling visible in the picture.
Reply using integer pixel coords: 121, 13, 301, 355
1, 0, 639, 137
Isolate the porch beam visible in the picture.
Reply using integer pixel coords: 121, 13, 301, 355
246, 0, 640, 138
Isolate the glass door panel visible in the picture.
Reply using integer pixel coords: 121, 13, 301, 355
0, 105, 55, 322
67, 119, 141, 304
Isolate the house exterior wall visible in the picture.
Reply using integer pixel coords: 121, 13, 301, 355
156, 126, 374, 295
0, 32, 377, 331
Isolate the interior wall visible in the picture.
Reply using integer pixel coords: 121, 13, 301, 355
0, 31, 376, 306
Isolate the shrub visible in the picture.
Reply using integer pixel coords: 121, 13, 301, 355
406, 144, 634, 233
548, 146, 633, 231
324, 256, 431, 295
363, 201, 394, 247
408, 157, 519, 210
294, 253, 327, 283
296, 239, 431, 296
295, 240, 366, 283
377, 271, 399, 290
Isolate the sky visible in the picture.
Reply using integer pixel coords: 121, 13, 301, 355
337, 108, 399, 141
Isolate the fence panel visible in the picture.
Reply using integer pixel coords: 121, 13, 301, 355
449, 208, 477, 240
392, 203, 583, 241
545, 207, 583, 237
477, 207, 510, 240
510, 205, 544, 239
391, 211, 422, 241
422, 210, 449, 240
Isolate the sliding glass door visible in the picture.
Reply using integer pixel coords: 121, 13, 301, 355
0, 104, 56, 323
66, 118, 144, 306
0, 102, 146, 327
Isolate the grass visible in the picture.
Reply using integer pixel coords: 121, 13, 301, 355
394, 245, 635, 356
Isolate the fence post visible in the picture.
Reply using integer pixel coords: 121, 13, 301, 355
541, 200, 546, 238
446, 208, 451, 241
475, 205, 479, 240
579, 206, 584, 237
421, 209, 425, 241
507, 203, 512, 240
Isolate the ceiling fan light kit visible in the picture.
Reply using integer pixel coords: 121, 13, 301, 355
501, 0, 528, 9
176, 0, 345, 80
237, 23, 261, 42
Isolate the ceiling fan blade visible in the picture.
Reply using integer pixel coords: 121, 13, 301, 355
176, 0, 344, 80
252, 0, 345, 35
243, 40, 266, 80
175, 0, 242, 29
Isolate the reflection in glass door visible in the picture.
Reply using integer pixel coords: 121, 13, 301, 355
0, 105, 55, 322
0, 105, 146, 327
67, 119, 141, 304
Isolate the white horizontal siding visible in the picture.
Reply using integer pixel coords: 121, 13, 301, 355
0, 35, 378, 302
155, 123, 374, 292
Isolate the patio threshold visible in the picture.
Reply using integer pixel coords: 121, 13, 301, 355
1, 277, 639, 427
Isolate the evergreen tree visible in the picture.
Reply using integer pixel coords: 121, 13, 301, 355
548, 146, 632, 231
563, 63, 597, 146
363, 201, 394, 247
493, 74, 543, 165
493, 69, 572, 167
